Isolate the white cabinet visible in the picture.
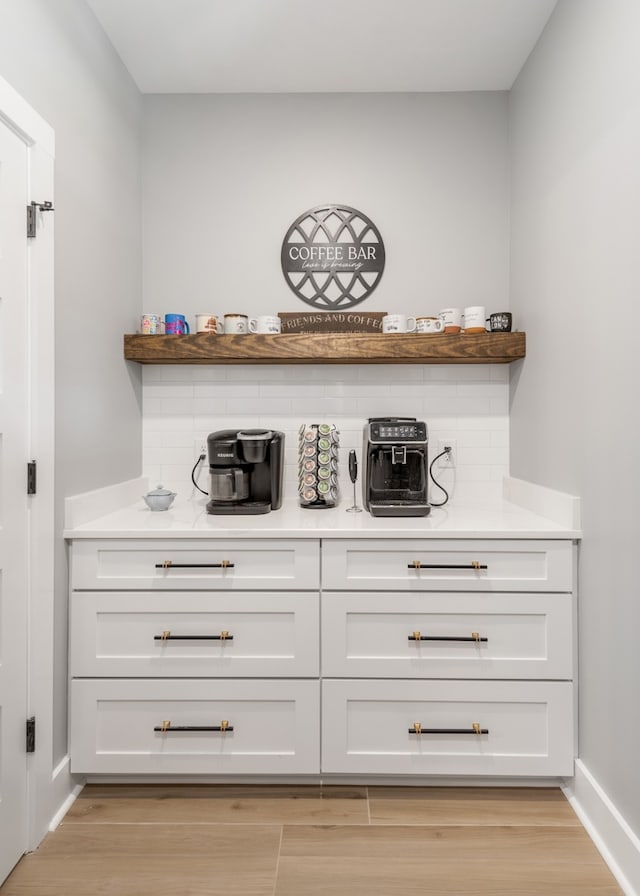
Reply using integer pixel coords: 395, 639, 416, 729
320, 539, 576, 778
70, 591, 319, 678
71, 679, 320, 775
321, 680, 573, 777
68, 533, 575, 780
69, 538, 320, 775
71, 538, 320, 591
321, 592, 573, 680
322, 539, 573, 592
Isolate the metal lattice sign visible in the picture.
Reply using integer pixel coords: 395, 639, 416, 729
281, 204, 385, 309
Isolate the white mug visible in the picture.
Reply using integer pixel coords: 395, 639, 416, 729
463, 306, 487, 334
249, 315, 281, 334
223, 313, 248, 334
416, 316, 445, 334
438, 307, 462, 334
195, 313, 223, 334
382, 314, 417, 334
140, 313, 162, 335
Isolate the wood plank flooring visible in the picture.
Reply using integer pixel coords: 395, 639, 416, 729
0, 785, 623, 895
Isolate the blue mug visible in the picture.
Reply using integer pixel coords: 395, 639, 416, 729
165, 313, 190, 335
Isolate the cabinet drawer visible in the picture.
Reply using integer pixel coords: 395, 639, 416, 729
71, 592, 319, 677
321, 680, 574, 777
70, 679, 320, 775
70, 539, 319, 590
322, 540, 573, 592
321, 593, 573, 680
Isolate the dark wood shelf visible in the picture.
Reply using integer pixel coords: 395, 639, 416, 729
123, 331, 526, 365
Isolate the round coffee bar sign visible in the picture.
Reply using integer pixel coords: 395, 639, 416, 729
281, 204, 385, 309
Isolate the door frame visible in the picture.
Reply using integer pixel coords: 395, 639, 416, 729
0, 73, 56, 851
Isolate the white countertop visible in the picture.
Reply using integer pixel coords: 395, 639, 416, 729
63, 494, 581, 540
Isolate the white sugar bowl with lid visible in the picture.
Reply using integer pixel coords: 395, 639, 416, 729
142, 484, 177, 512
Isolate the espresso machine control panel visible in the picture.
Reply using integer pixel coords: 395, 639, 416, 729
368, 419, 427, 443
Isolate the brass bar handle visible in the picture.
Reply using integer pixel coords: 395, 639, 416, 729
156, 560, 234, 569
154, 630, 233, 642
409, 630, 488, 643
409, 722, 489, 736
155, 720, 233, 733
409, 560, 487, 570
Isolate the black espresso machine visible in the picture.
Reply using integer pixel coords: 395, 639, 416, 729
362, 417, 431, 517
206, 429, 284, 514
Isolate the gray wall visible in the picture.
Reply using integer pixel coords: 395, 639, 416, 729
142, 92, 509, 320
0, 0, 142, 764
510, 0, 640, 831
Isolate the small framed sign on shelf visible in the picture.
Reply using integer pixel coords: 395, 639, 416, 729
278, 311, 387, 334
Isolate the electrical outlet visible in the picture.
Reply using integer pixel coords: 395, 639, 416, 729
436, 439, 456, 466
193, 440, 207, 458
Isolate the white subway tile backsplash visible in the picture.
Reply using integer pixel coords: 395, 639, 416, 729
143, 397, 163, 414
189, 367, 230, 382
146, 383, 194, 399
192, 398, 228, 416
457, 429, 492, 447
456, 383, 507, 399
261, 383, 327, 399
357, 365, 425, 384
161, 398, 196, 415
142, 364, 510, 502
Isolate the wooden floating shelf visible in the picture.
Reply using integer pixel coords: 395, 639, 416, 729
124, 331, 526, 365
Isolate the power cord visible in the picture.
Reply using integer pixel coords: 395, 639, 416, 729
191, 451, 208, 495
429, 447, 451, 507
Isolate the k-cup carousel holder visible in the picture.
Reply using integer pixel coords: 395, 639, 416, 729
298, 423, 340, 508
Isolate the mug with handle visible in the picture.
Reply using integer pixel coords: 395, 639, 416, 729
416, 316, 445, 334
382, 314, 417, 334
249, 315, 281, 334
195, 313, 223, 334
165, 313, 190, 335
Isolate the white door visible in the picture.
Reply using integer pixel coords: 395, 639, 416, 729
0, 118, 30, 882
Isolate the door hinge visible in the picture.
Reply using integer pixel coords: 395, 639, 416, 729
26, 717, 36, 753
27, 200, 54, 238
27, 460, 36, 495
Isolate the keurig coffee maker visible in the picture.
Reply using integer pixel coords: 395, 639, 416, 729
362, 417, 431, 516
206, 429, 284, 514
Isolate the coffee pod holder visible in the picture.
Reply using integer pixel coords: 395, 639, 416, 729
298, 423, 340, 509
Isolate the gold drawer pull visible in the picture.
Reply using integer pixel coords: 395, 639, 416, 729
154, 631, 233, 642
409, 723, 488, 736
155, 720, 234, 733
155, 561, 235, 569
409, 632, 488, 643
408, 561, 488, 571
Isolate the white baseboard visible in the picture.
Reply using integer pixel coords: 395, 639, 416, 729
563, 760, 640, 896
49, 755, 84, 831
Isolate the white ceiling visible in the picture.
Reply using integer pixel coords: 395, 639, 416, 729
86, 0, 558, 94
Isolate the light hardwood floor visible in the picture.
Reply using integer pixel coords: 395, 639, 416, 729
1, 785, 623, 895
